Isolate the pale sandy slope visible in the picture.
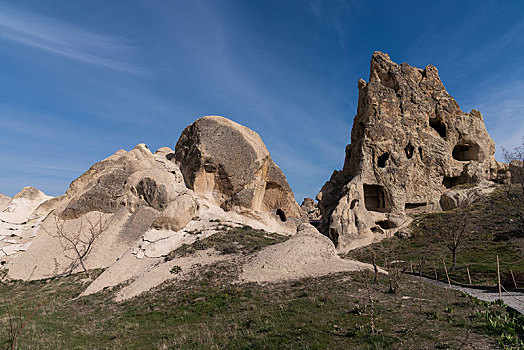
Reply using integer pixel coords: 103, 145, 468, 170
240, 223, 384, 283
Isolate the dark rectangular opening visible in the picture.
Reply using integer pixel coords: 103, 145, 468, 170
364, 184, 389, 212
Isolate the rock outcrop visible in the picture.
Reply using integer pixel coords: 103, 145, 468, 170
175, 116, 302, 218
0, 193, 11, 211
6, 116, 304, 297
301, 197, 321, 221
0, 187, 53, 260
317, 52, 504, 253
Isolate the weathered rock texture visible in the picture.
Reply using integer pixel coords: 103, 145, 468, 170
6, 116, 304, 298
301, 197, 321, 221
0, 187, 53, 261
175, 116, 302, 218
317, 52, 504, 253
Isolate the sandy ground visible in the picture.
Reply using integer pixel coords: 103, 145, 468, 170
240, 224, 385, 283
114, 249, 228, 301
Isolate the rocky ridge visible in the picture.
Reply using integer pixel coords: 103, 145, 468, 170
2, 116, 375, 300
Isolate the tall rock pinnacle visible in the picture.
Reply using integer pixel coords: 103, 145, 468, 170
317, 52, 506, 252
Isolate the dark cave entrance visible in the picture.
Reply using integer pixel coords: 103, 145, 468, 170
364, 184, 389, 212
276, 208, 287, 222
429, 118, 447, 139
452, 143, 480, 161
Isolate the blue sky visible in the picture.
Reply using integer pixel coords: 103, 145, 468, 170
0, 0, 523, 201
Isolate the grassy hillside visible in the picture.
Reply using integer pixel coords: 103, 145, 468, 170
1, 262, 521, 349
1, 215, 522, 349
349, 188, 524, 288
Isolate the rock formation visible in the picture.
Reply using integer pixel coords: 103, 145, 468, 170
240, 223, 383, 283
175, 116, 302, 218
317, 52, 505, 253
0, 187, 53, 260
5, 116, 312, 299
301, 197, 321, 221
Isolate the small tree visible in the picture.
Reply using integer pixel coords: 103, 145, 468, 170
46, 212, 110, 278
501, 138, 524, 235
438, 205, 471, 270
384, 239, 407, 293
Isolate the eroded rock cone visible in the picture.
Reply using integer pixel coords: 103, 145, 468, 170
175, 116, 302, 218
317, 52, 506, 253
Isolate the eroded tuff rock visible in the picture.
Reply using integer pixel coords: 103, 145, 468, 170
175, 116, 302, 218
7, 116, 303, 283
301, 197, 321, 221
317, 52, 504, 253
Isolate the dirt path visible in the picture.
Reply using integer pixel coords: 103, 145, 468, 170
421, 277, 524, 314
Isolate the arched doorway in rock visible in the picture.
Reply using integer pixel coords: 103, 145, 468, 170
276, 208, 287, 222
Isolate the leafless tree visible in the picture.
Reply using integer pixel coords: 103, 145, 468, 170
501, 138, 524, 235
45, 213, 110, 278
438, 205, 471, 270
384, 239, 408, 294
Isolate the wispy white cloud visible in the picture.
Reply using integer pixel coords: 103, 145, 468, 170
307, 0, 359, 47
0, 5, 145, 74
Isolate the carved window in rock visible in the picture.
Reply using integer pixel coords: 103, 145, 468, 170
405, 142, 415, 159
276, 208, 287, 222
363, 184, 390, 212
429, 118, 447, 139
377, 152, 390, 168
452, 142, 480, 161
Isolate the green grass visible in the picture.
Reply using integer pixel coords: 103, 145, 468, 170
166, 224, 290, 260
348, 189, 524, 287
0, 262, 512, 349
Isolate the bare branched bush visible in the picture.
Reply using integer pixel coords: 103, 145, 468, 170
44, 212, 111, 278
2, 298, 40, 350
384, 239, 407, 294
438, 205, 471, 270
501, 138, 524, 235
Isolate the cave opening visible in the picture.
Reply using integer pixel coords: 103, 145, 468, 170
376, 220, 396, 230
364, 184, 389, 212
442, 176, 470, 189
405, 202, 427, 213
405, 143, 415, 159
452, 143, 480, 161
377, 152, 390, 168
276, 208, 287, 222
429, 118, 447, 139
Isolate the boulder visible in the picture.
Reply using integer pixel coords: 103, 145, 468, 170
318, 52, 503, 253
175, 116, 302, 218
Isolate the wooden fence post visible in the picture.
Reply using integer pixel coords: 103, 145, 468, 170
510, 269, 517, 289
467, 267, 472, 285
496, 255, 502, 301
443, 258, 451, 288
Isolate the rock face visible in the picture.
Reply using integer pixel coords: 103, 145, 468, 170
0, 187, 53, 260
317, 52, 503, 253
175, 116, 302, 218
6, 116, 303, 286
301, 197, 321, 221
